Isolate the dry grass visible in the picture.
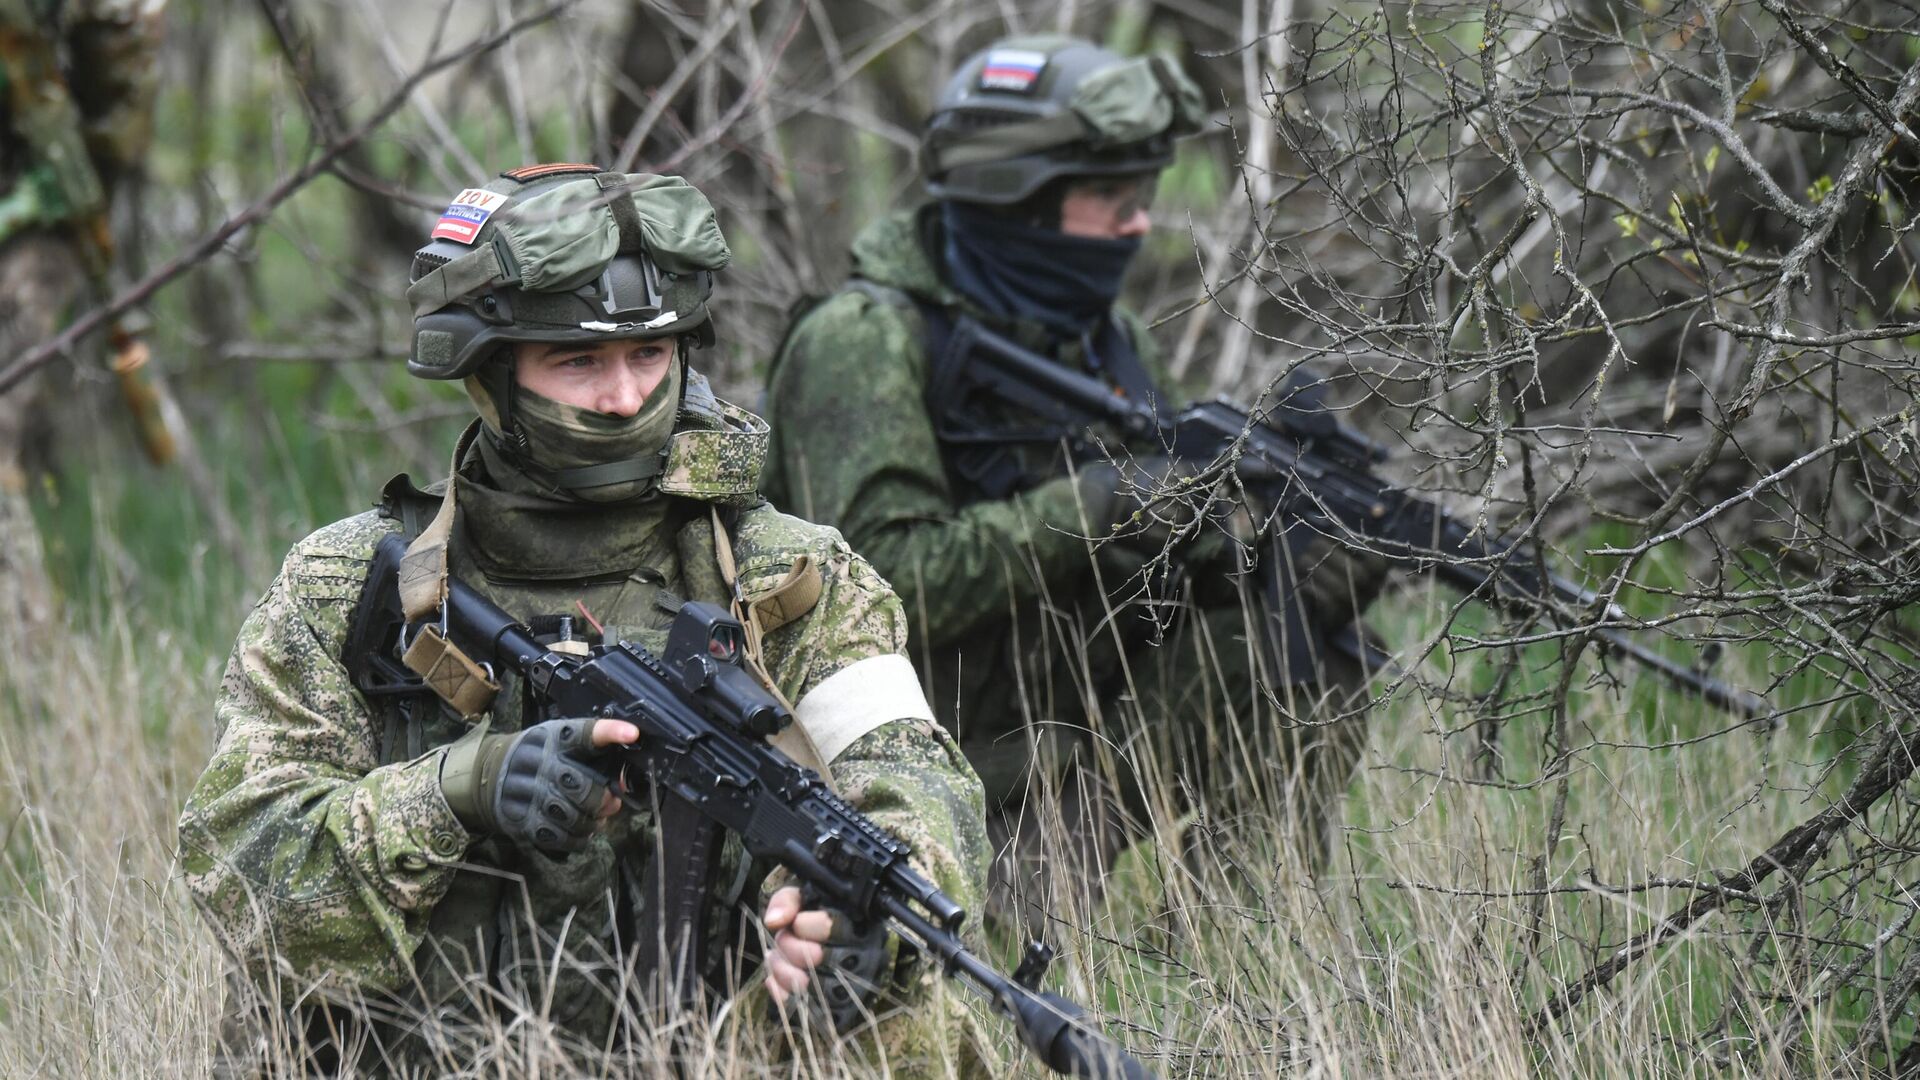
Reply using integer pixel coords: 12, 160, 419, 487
0, 489, 1878, 1078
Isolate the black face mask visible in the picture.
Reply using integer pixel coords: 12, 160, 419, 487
940, 200, 1143, 339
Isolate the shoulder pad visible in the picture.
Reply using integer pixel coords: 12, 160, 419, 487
284, 511, 402, 616
843, 278, 916, 311
292, 509, 401, 564
728, 504, 843, 632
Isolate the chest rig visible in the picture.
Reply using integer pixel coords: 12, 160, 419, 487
342, 426, 829, 1019
844, 279, 1162, 504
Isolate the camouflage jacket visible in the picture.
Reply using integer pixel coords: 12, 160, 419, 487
762, 205, 1173, 648
178, 374, 990, 1057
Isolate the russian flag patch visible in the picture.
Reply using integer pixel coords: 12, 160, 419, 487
978, 48, 1048, 93
430, 188, 509, 245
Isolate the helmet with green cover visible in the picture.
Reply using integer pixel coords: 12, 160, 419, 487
406, 163, 733, 382
921, 35, 1206, 206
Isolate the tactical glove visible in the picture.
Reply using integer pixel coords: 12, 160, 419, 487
1079, 455, 1219, 555
771, 906, 896, 1035
1289, 530, 1391, 629
439, 718, 615, 854
1248, 369, 1395, 624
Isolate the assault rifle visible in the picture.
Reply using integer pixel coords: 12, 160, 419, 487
371, 534, 1157, 1080
925, 316, 1772, 720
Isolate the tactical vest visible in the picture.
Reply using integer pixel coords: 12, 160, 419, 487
792, 278, 1162, 505
338, 461, 825, 1051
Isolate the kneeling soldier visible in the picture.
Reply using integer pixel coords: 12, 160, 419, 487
180, 166, 989, 1074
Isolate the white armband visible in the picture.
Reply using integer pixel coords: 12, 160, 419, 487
792, 654, 935, 764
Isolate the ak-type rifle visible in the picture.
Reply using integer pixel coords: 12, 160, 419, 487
370, 534, 1157, 1080
924, 316, 1772, 720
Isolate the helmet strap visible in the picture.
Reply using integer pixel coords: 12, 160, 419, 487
471, 355, 532, 460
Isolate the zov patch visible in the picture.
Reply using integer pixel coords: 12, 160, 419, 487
978, 48, 1048, 93
430, 188, 509, 244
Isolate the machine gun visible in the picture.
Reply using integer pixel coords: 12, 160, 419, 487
372, 533, 1158, 1080
924, 316, 1772, 720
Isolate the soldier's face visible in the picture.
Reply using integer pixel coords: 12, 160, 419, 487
513, 337, 677, 417
1058, 176, 1155, 240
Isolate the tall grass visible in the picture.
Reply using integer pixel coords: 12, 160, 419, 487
0, 427, 1881, 1076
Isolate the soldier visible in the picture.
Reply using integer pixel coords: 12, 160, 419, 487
762, 37, 1383, 919
179, 166, 990, 1074
0, 0, 169, 634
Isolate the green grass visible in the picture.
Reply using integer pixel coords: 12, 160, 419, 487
7, 315, 1903, 1073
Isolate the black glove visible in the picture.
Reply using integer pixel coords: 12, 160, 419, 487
770, 907, 896, 1035
440, 718, 615, 854
1079, 455, 1220, 555
1289, 529, 1392, 628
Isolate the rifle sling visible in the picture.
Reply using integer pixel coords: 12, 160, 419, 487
346, 499, 441, 763
707, 505, 834, 785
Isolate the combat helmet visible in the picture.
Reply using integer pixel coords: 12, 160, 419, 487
406, 163, 732, 383
921, 35, 1206, 205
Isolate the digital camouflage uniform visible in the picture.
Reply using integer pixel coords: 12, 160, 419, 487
763, 205, 1373, 912
180, 369, 993, 1075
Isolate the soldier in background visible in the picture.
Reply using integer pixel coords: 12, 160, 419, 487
763, 36, 1385, 922
0, 0, 171, 630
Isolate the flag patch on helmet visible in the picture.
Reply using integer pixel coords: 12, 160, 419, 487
978, 49, 1047, 93
430, 188, 509, 244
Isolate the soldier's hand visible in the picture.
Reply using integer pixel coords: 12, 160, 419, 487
763, 885, 832, 1003
763, 886, 893, 1032
439, 718, 637, 853
1083, 455, 1219, 554
1293, 532, 1392, 628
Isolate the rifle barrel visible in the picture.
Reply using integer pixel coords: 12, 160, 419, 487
1590, 626, 1772, 720
927, 269, 1778, 722
1423, 552, 1773, 718
881, 894, 1159, 1080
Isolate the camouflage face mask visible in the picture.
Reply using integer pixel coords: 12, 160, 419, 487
469, 356, 685, 504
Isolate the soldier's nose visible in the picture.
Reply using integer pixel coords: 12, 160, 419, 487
600, 372, 647, 416
1117, 208, 1152, 239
